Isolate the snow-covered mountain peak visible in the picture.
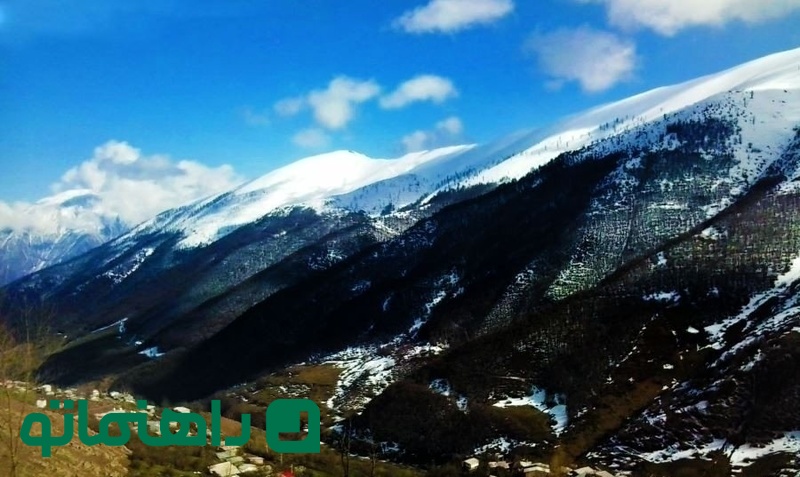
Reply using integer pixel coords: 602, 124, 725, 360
236, 150, 375, 196
236, 147, 474, 197
462, 47, 800, 186
35, 188, 98, 208
4, 189, 118, 237
133, 145, 475, 248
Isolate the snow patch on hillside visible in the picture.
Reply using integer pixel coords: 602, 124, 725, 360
637, 432, 800, 468
323, 341, 448, 415
492, 386, 568, 435
102, 247, 154, 284
429, 379, 469, 412
706, 251, 800, 357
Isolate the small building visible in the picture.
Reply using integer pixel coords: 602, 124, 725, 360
463, 457, 480, 471
520, 462, 550, 477
208, 462, 240, 477
173, 406, 192, 414
246, 456, 264, 465
237, 463, 259, 473
489, 461, 510, 470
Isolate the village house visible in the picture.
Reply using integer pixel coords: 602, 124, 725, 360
463, 457, 480, 471
517, 461, 551, 477
208, 461, 240, 477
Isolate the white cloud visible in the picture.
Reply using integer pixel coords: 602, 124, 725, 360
0, 141, 243, 234
274, 74, 457, 135
401, 116, 464, 152
0, 200, 56, 234
306, 76, 381, 130
292, 128, 331, 149
273, 96, 305, 117
526, 27, 637, 93
394, 0, 514, 33
580, 0, 800, 35
380, 75, 458, 109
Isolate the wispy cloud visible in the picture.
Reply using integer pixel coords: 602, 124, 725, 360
579, 0, 800, 36
292, 128, 331, 149
273, 97, 306, 117
0, 141, 242, 233
239, 106, 271, 127
526, 26, 637, 93
380, 75, 458, 109
394, 0, 514, 34
401, 116, 464, 152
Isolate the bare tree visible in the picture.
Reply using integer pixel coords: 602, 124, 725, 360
333, 420, 353, 477
0, 296, 59, 477
366, 431, 379, 477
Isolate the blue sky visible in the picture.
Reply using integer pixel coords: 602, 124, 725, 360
2, 0, 800, 213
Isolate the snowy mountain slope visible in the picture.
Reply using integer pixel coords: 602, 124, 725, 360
463, 46, 800, 187
126, 147, 473, 249
110, 117, 572, 253
329, 128, 540, 214
0, 189, 126, 285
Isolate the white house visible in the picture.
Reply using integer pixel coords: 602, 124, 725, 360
208, 462, 240, 477
463, 457, 480, 471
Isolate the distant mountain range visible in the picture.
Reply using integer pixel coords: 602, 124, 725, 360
0, 189, 127, 286
4, 47, 800, 474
